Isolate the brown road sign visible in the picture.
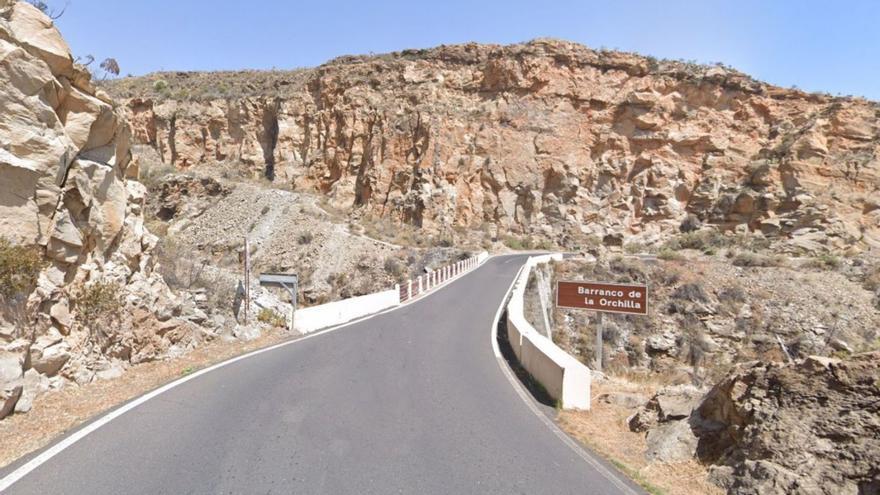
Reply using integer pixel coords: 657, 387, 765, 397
556, 280, 648, 315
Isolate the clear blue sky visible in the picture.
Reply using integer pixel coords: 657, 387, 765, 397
55, 0, 879, 100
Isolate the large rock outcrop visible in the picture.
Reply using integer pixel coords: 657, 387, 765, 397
629, 354, 880, 494
0, 0, 204, 418
107, 40, 880, 251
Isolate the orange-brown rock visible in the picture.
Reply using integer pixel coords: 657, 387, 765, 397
107, 40, 880, 251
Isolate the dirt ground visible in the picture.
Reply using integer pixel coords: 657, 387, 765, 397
557, 380, 723, 495
0, 328, 294, 469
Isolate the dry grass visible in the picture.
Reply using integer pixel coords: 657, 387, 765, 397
556, 381, 723, 495
0, 327, 292, 469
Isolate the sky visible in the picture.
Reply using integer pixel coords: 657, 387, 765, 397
53, 0, 880, 100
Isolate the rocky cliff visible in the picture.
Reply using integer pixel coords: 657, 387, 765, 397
0, 1, 204, 418
695, 353, 880, 494
106, 40, 880, 252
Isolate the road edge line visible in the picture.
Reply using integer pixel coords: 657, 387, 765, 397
0, 258, 489, 492
489, 257, 641, 495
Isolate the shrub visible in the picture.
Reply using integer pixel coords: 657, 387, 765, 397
672, 283, 709, 303
732, 251, 787, 267
502, 235, 527, 250
657, 248, 685, 261
802, 254, 842, 271
663, 230, 728, 251
153, 79, 168, 92
718, 286, 747, 315
138, 163, 177, 190
298, 232, 313, 245
864, 265, 880, 292
74, 280, 123, 340
679, 214, 702, 233
0, 238, 43, 299
383, 257, 403, 278
257, 308, 286, 327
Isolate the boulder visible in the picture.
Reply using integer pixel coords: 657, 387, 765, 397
15, 368, 49, 413
0, 382, 22, 420
7, 1, 74, 77
628, 385, 705, 432
0, 352, 23, 387
645, 419, 698, 462
233, 325, 261, 342
597, 391, 648, 409
30, 338, 70, 377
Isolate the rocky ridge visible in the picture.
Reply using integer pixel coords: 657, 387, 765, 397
106, 40, 880, 252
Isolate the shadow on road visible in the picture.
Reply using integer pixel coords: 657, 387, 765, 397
496, 310, 557, 409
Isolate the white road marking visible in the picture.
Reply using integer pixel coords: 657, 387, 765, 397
0, 257, 490, 492
488, 256, 640, 495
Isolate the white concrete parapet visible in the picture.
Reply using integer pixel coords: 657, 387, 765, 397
506, 254, 591, 410
291, 251, 490, 334
294, 288, 400, 334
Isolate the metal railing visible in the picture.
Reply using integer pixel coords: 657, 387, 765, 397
397, 254, 482, 303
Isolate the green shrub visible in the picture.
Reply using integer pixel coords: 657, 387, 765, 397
153, 79, 168, 92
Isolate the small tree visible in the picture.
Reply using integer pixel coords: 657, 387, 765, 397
25, 0, 68, 19
99, 58, 120, 79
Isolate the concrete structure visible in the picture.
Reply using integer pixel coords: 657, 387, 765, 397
294, 251, 490, 334
293, 289, 400, 334
506, 254, 592, 410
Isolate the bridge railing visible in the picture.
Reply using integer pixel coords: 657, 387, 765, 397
397, 251, 488, 303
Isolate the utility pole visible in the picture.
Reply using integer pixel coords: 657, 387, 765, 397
595, 313, 603, 372
244, 237, 250, 325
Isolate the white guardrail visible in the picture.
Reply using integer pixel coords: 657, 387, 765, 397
293, 251, 489, 334
506, 254, 591, 410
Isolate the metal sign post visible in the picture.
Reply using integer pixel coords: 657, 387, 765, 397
259, 273, 299, 332
556, 280, 649, 372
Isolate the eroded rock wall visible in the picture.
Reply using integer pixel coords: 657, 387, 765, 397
0, 1, 204, 418
113, 40, 880, 251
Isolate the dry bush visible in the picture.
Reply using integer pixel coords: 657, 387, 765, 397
657, 248, 685, 261
0, 238, 43, 299
73, 280, 123, 346
801, 254, 843, 271
0, 238, 44, 332
732, 251, 787, 267
257, 308, 286, 327
297, 232, 313, 245
383, 257, 404, 280
717, 285, 747, 315
671, 283, 710, 304
154, 237, 235, 315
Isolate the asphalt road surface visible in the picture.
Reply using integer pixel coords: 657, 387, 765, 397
2, 255, 641, 494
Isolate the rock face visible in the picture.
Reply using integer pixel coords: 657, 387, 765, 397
695, 354, 880, 494
107, 40, 880, 251
627, 385, 705, 462
0, 1, 204, 416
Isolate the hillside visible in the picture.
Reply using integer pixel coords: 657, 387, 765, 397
104, 39, 880, 253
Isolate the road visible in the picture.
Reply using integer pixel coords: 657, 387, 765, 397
2, 255, 640, 494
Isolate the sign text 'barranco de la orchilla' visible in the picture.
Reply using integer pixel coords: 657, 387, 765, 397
556, 281, 648, 315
